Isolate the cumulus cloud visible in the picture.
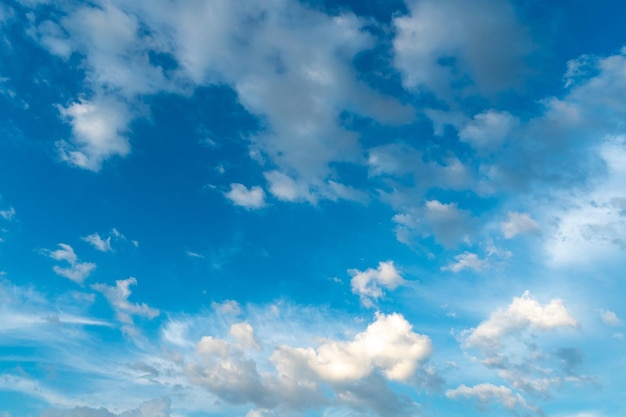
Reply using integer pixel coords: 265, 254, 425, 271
501, 212, 540, 239
43, 243, 96, 284
188, 332, 274, 407
441, 252, 487, 273
180, 311, 433, 415
272, 313, 432, 383
92, 277, 159, 334
349, 261, 405, 307
393, 0, 532, 98
464, 291, 578, 348
457, 291, 589, 401
225, 183, 266, 209
264, 171, 315, 203
459, 110, 520, 150
57, 98, 131, 171
446, 383, 532, 411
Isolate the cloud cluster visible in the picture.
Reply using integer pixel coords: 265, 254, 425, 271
349, 261, 405, 307
448, 292, 584, 412
43, 243, 96, 284
176, 311, 433, 416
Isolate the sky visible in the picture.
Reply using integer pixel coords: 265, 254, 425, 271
0, 0, 625, 416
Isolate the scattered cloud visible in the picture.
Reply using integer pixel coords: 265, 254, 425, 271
502, 212, 540, 239
349, 261, 405, 307
92, 277, 159, 334
441, 252, 487, 273
82, 232, 112, 252
57, 98, 131, 171
43, 243, 96, 284
446, 383, 532, 411
599, 309, 621, 326
463, 291, 578, 348
0, 206, 15, 221
459, 110, 520, 150
225, 183, 266, 209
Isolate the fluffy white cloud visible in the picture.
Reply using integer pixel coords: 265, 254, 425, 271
44, 243, 96, 284
272, 313, 431, 383
229, 322, 260, 350
441, 252, 487, 273
457, 292, 588, 400
459, 110, 520, 150
82, 232, 112, 252
264, 171, 315, 203
464, 291, 578, 348
225, 183, 266, 209
393, 0, 531, 98
446, 383, 531, 411
349, 261, 405, 307
57, 98, 131, 171
92, 277, 159, 333
501, 211, 540, 239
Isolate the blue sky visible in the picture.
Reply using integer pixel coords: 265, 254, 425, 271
1, 0, 626, 416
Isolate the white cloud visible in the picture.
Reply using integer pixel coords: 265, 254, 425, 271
264, 171, 314, 203
393, 0, 531, 98
229, 322, 260, 350
501, 211, 540, 239
348, 261, 405, 307
44, 243, 96, 284
92, 277, 159, 333
0, 206, 15, 221
600, 309, 621, 327
272, 313, 432, 383
446, 383, 531, 411
225, 183, 266, 209
82, 232, 112, 252
189, 334, 273, 407
464, 291, 578, 349
441, 252, 487, 273
57, 98, 131, 171
393, 200, 474, 248
459, 110, 519, 150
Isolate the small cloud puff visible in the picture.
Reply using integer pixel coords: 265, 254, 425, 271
349, 261, 405, 308
225, 183, 266, 209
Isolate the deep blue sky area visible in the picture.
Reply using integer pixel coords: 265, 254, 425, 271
1, 1, 626, 416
